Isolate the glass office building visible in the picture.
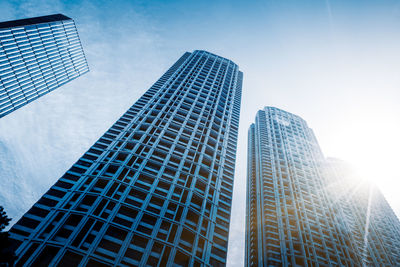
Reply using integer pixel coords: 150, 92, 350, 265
325, 158, 400, 266
0, 14, 88, 118
10, 50, 242, 266
245, 107, 400, 266
245, 107, 360, 266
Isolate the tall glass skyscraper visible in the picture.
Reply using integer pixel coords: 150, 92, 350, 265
245, 107, 400, 266
246, 107, 359, 266
10, 50, 242, 266
0, 14, 88, 118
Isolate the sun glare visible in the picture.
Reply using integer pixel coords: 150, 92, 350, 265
332, 108, 399, 192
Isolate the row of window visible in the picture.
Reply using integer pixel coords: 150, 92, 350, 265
11, 50, 239, 266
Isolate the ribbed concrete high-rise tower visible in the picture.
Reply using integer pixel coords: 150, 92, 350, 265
0, 14, 88, 118
325, 158, 400, 266
10, 50, 242, 266
245, 107, 400, 266
246, 107, 359, 266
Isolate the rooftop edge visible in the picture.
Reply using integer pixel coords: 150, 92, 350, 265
0, 14, 72, 30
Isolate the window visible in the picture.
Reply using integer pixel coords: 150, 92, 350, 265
173, 251, 190, 267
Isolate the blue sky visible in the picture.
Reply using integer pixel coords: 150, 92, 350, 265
0, 0, 399, 266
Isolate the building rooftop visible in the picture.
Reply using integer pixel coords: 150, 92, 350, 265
0, 14, 71, 30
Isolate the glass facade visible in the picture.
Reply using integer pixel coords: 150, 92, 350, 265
10, 50, 242, 266
325, 158, 400, 265
0, 14, 89, 118
245, 107, 400, 266
245, 107, 360, 266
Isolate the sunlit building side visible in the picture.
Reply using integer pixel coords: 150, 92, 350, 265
245, 107, 361, 266
9, 50, 242, 266
325, 158, 400, 266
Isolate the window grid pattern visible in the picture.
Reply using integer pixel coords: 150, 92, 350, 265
325, 159, 400, 266
246, 107, 361, 266
10, 50, 242, 267
0, 14, 89, 117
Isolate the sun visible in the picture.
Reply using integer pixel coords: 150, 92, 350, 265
329, 107, 400, 199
